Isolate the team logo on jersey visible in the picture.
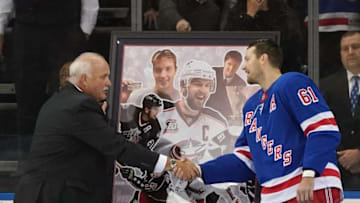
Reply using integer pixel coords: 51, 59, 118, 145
254, 103, 264, 116
249, 118, 257, 133
270, 94, 276, 113
123, 128, 142, 143
245, 111, 254, 126
255, 125, 293, 167
164, 119, 178, 133
176, 139, 206, 163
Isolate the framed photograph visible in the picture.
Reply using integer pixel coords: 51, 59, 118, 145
108, 31, 279, 203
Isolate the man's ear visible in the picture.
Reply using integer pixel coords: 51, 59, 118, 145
260, 53, 268, 65
79, 74, 88, 86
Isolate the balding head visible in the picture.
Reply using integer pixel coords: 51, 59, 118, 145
68, 52, 111, 102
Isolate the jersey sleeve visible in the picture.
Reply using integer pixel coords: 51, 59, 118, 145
200, 129, 255, 184
280, 74, 341, 175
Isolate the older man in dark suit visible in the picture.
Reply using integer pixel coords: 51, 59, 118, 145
320, 31, 360, 190
14, 53, 200, 203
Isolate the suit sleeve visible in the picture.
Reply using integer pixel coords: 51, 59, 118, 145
280, 74, 341, 175
200, 129, 255, 184
72, 98, 160, 172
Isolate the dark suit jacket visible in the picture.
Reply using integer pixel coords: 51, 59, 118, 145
320, 69, 360, 190
207, 67, 246, 117
14, 84, 160, 203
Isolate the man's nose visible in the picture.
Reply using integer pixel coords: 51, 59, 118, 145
159, 70, 167, 77
106, 77, 111, 87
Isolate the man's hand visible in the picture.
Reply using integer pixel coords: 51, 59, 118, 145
296, 177, 314, 203
246, 0, 268, 17
0, 34, 4, 56
144, 9, 159, 30
167, 158, 200, 181
120, 79, 138, 103
176, 19, 191, 32
337, 149, 360, 171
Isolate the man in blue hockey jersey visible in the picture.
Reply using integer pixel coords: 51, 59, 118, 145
194, 39, 343, 203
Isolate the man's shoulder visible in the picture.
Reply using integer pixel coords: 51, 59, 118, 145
202, 107, 227, 126
57, 84, 100, 110
320, 69, 346, 85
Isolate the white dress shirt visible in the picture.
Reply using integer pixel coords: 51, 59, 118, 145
0, 0, 99, 35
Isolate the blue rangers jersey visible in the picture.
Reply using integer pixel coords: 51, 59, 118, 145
200, 72, 343, 203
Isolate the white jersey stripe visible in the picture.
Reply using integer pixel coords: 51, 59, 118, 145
300, 111, 335, 131
306, 125, 340, 137
233, 147, 255, 173
262, 163, 340, 188
261, 176, 342, 203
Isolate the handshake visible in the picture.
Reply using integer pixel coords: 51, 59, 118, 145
165, 158, 201, 181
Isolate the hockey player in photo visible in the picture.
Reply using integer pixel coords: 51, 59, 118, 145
118, 94, 163, 149
197, 39, 343, 203
125, 49, 180, 106
115, 94, 171, 202
154, 59, 254, 203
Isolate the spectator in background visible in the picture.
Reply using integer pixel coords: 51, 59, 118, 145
215, 0, 238, 31
0, 0, 99, 156
225, 0, 306, 73
320, 31, 360, 190
158, 0, 220, 31
59, 61, 73, 90
143, 0, 159, 30
304, 0, 360, 78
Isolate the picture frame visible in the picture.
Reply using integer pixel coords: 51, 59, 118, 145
108, 31, 279, 203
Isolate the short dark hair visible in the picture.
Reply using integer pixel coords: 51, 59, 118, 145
248, 39, 283, 68
151, 49, 177, 66
341, 31, 360, 41
224, 50, 242, 62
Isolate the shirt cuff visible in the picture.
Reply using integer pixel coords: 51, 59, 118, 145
153, 154, 167, 174
80, 21, 96, 35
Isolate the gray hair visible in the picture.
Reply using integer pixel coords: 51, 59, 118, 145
68, 52, 104, 84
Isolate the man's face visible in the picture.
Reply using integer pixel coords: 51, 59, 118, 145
341, 33, 360, 74
143, 106, 160, 121
223, 57, 241, 78
149, 106, 160, 120
242, 47, 262, 85
85, 61, 111, 102
185, 78, 212, 110
153, 57, 177, 92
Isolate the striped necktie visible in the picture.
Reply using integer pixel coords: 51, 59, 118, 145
350, 75, 359, 117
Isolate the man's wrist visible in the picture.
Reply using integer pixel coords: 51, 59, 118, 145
302, 170, 315, 178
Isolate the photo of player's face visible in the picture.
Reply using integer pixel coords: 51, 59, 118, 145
223, 58, 241, 79
153, 57, 177, 93
185, 78, 212, 110
243, 47, 262, 85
